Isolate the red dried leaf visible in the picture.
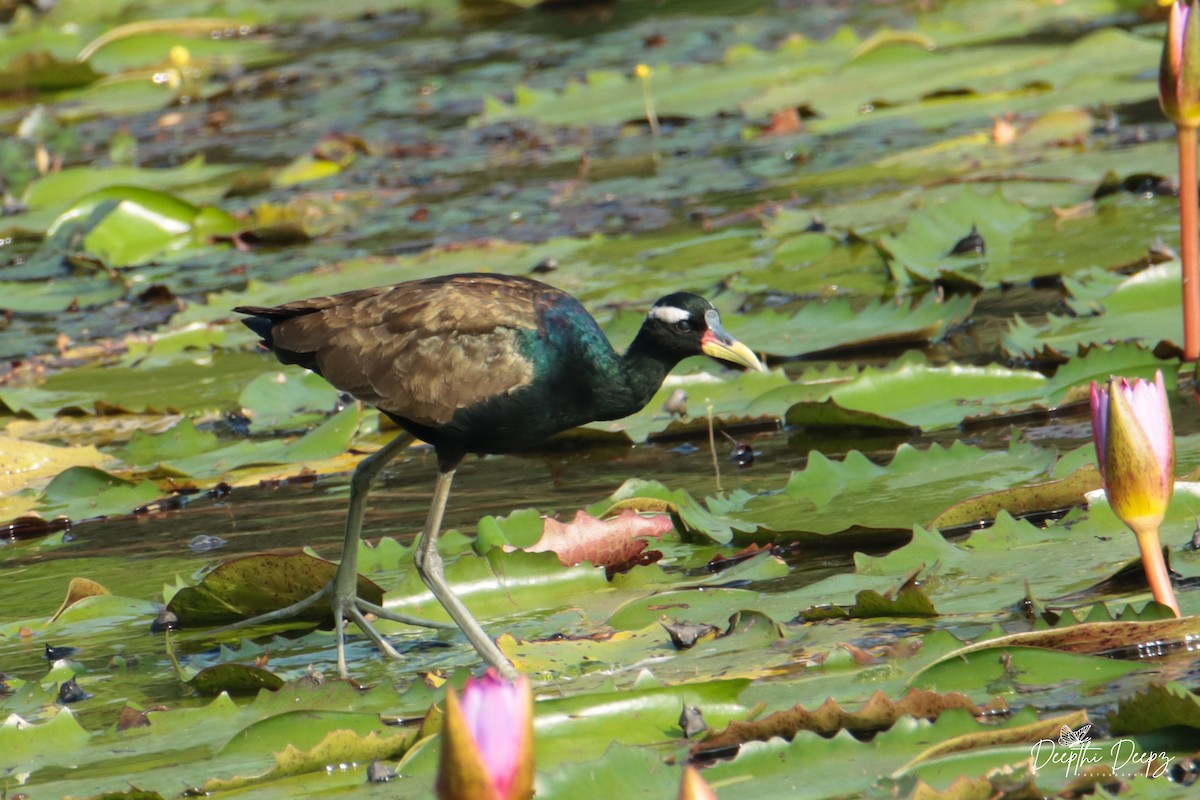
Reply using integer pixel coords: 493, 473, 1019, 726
759, 107, 804, 137
524, 510, 673, 575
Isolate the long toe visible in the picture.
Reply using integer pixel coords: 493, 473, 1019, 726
355, 596, 458, 630
346, 604, 404, 661
206, 582, 333, 636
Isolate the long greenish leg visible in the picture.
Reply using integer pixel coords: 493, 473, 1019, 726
210, 433, 450, 679
329, 432, 417, 607
328, 431, 417, 677
413, 469, 519, 681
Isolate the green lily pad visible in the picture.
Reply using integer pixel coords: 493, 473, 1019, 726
376, 548, 612, 627
722, 438, 1055, 540
722, 292, 974, 357
1004, 262, 1186, 358
238, 370, 340, 431
44, 185, 238, 266
912, 645, 1143, 694
163, 404, 358, 477
19, 155, 239, 224
187, 663, 285, 695
168, 551, 383, 624
878, 187, 1036, 287
780, 345, 1171, 432
118, 418, 221, 469
36, 466, 166, 521
1108, 683, 1200, 735
0, 271, 128, 313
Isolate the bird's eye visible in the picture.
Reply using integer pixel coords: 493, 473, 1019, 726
674, 319, 693, 333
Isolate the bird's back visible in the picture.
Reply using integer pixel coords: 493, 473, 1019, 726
235, 273, 610, 452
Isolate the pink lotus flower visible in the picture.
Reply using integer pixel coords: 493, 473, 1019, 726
1090, 371, 1180, 616
436, 669, 535, 800
1160, 1, 1200, 129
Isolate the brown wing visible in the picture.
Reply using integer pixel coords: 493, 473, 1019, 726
237, 274, 564, 427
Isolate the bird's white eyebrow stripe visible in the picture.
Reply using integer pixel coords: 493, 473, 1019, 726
649, 306, 691, 324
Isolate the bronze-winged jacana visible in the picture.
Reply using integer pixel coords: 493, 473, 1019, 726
233, 273, 764, 678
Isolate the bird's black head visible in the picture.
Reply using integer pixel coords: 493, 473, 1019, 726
638, 293, 765, 371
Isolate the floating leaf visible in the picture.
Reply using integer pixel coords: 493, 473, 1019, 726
167, 552, 383, 624
913, 617, 1200, 673
516, 509, 673, 573
43, 185, 238, 266
847, 585, 938, 618
1004, 263, 1186, 359
48, 577, 111, 623
187, 663, 285, 695
900, 710, 1090, 770
878, 187, 1036, 287
0, 436, 111, 494
19, 155, 239, 226
780, 346, 1171, 432
595, 479, 759, 545
203, 728, 414, 793
118, 418, 221, 470
0, 51, 100, 93
694, 688, 988, 759
723, 293, 975, 357
1107, 683, 1200, 735
36, 466, 165, 522
930, 465, 1100, 530
238, 370, 340, 430
726, 439, 1055, 540
163, 404, 359, 478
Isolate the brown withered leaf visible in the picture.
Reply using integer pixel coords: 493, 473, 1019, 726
692, 688, 987, 758
49, 577, 112, 623
521, 509, 673, 575
759, 107, 804, 137
839, 642, 879, 667
908, 617, 1200, 687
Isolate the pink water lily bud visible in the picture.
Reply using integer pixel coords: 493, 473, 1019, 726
1160, 0, 1200, 128
1089, 370, 1180, 616
436, 669, 535, 800
679, 765, 718, 800
1090, 371, 1174, 532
